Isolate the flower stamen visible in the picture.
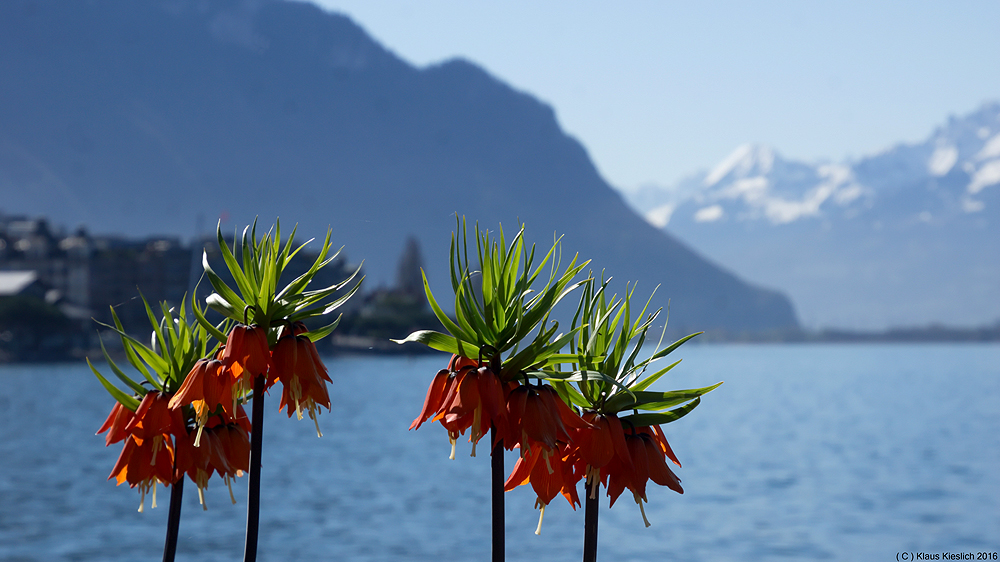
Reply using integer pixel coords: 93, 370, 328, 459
470, 406, 482, 457
291, 377, 304, 421
534, 499, 546, 535
149, 436, 163, 465
196, 470, 209, 511
634, 492, 651, 528
226, 475, 237, 505
307, 401, 323, 437
542, 448, 554, 475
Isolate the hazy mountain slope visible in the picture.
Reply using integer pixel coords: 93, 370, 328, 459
0, 0, 798, 333
626, 104, 999, 329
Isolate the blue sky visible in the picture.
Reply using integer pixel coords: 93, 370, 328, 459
308, 0, 1000, 192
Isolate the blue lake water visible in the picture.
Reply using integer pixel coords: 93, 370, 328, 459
1, 344, 998, 561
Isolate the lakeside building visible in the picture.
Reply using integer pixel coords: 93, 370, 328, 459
0, 214, 193, 331
0, 213, 451, 359
0, 214, 362, 358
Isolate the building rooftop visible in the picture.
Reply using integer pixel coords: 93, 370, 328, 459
0, 270, 39, 296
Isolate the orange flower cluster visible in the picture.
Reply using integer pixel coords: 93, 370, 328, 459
168, 321, 332, 435
412, 355, 685, 531
168, 358, 232, 445
99, 393, 180, 512
507, 413, 684, 530
269, 323, 332, 437
174, 410, 251, 510
410, 355, 509, 459
99, 386, 252, 512
575, 418, 682, 527
100, 321, 334, 511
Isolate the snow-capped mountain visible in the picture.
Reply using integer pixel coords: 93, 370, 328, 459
637, 144, 872, 228
624, 102, 1000, 330
0, 0, 800, 335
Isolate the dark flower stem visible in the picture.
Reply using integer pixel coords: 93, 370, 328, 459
243, 374, 266, 562
161, 477, 183, 562
583, 482, 599, 562
491, 425, 504, 562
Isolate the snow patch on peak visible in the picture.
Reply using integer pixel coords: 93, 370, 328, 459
928, 145, 958, 176
976, 134, 1000, 161
818, 163, 851, 185
695, 158, 867, 225
694, 205, 724, 222
620, 102, 1000, 233
833, 184, 864, 205
704, 144, 775, 186
721, 176, 769, 202
817, 164, 867, 206
644, 203, 676, 228
762, 183, 836, 224
968, 160, 1000, 194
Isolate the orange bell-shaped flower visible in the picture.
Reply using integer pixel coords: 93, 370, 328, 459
504, 441, 581, 534
126, 391, 183, 441
168, 358, 232, 446
410, 368, 451, 431
436, 365, 508, 457
97, 401, 135, 447
107, 433, 176, 512
603, 425, 683, 527
506, 385, 589, 453
270, 332, 332, 437
222, 323, 271, 393
174, 427, 214, 510
568, 411, 632, 499
411, 355, 508, 459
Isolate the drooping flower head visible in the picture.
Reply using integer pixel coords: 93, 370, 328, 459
107, 432, 176, 512
504, 440, 582, 535
222, 323, 271, 395
168, 358, 232, 446
500, 383, 594, 534
90, 291, 236, 512
568, 411, 632, 500
398, 221, 590, 457
505, 384, 590, 455
105, 391, 186, 512
410, 354, 508, 459
525, 274, 720, 530
603, 425, 683, 527
97, 401, 135, 447
270, 327, 332, 437
396, 222, 595, 537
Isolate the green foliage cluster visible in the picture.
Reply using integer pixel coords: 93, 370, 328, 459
399, 219, 721, 423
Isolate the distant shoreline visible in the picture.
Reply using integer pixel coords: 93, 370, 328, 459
325, 325, 1000, 352
699, 322, 1000, 344
3, 324, 998, 365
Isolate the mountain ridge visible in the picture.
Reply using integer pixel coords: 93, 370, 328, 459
0, 0, 798, 334
625, 102, 999, 329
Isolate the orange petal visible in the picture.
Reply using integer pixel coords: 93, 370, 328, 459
644, 434, 683, 494
411, 369, 451, 430
504, 444, 540, 491
651, 424, 681, 468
